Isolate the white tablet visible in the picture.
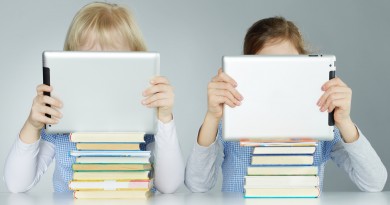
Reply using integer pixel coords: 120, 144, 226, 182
222, 55, 336, 141
42, 51, 159, 134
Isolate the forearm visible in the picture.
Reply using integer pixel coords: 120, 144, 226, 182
19, 120, 40, 144
4, 135, 54, 193
331, 128, 387, 192
336, 117, 359, 143
152, 120, 184, 194
185, 137, 223, 192
197, 113, 220, 147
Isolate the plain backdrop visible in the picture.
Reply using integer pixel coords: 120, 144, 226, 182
0, 0, 389, 193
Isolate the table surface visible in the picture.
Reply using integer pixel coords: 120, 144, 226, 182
1, 191, 389, 205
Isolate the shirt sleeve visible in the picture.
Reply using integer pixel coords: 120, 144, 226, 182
148, 118, 184, 194
3, 132, 55, 193
185, 124, 224, 192
330, 126, 388, 192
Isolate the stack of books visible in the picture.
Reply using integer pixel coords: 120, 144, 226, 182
68, 132, 153, 199
241, 139, 320, 198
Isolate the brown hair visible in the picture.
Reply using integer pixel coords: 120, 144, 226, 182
64, 2, 147, 51
243, 16, 307, 55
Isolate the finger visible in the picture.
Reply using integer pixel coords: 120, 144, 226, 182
143, 84, 171, 97
328, 103, 336, 113
210, 89, 241, 106
142, 92, 170, 105
35, 114, 60, 125
320, 93, 345, 112
317, 86, 351, 106
150, 76, 169, 85
208, 82, 243, 101
217, 67, 224, 75
321, 77, 347, 91
217, 96, 236, 108
37, 105, 63, 119
145, 99, 173, 108
39, 95, 63, 108
37, 84, 53, 95
320, 93, 347, 112
327, 99, 348, 113
212, 70, 237, 87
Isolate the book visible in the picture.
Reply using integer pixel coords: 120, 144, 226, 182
251, 155, 313, 165
76, 157, 150, 164
76, 143, 143, 151
247, 166, 318, 176
245, 187, 320, 198
241, 141, 317, 147
74, 190, 152, 199
70, 132, 145, 143
70, 150, 151, 157
241, 138, 317, 143
253, 146, 316, 155
69, 180, 152, 191
245, 176, 319, 188
73, 171, 150, 180
72, 163, 152, 171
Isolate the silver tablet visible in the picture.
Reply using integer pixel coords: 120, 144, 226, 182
222, 55, 336, 141
42, 51, 159, 134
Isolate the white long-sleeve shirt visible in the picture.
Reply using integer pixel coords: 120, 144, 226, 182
4, 119, 184, 194
185, 125, 387, 192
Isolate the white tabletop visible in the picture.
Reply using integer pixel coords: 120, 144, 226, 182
1, 191, 389, 205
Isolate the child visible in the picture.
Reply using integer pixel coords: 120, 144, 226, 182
4, 2, 184, 194
185, 16, 387, 193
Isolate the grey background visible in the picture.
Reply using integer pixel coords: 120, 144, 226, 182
0, 0, 389, 193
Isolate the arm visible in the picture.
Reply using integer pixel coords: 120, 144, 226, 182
150, 119, 184, 194
319, 77, 387, 191
4, 84, 62, 193
185, 126, 224, 192
331, 127, 387, 192
4, 135, 55, 193
142, 76, 184, 193
185, 68, 242, 192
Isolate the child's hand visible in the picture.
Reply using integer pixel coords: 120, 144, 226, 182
142, 76, 174, 123
317, 77, 358, 142
317, 77, 352, 125
206, 68, 243, 120
27, 84, 63, 130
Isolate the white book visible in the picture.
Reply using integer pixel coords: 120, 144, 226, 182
245, 176, 319, 188
76, 157, 150, 164
247, 166, 318, 176
253, 146, 316, 155
69, 180, 152, 190
70, 132, 146, 143
70, 150, 150, 157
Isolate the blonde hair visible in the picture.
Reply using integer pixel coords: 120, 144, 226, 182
64, 2, 147, 51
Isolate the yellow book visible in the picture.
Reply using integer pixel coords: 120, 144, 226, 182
72, 163, 152, 171
74, 190, 152, 199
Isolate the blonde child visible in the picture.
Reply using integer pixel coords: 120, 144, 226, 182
4, 2, 184, 194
